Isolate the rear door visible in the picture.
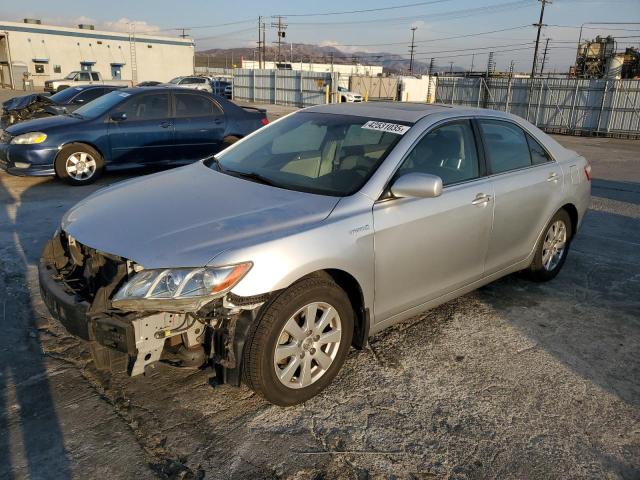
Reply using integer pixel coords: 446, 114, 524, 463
477, 118, 563, 274
171, 91, 226, 161
107, 92, 174, 166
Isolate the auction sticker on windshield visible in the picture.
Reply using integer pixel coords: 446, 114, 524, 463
361, 121, 410, 135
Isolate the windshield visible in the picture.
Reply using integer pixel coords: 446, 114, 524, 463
50, 87, 83, 104
72, 90, 129, 118
168, 77, 182, 84
213, 112, 410, 196
64, 72, 79, 80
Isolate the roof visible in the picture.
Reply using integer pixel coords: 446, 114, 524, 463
306, 102, 519, 123
307, 102, 454, 123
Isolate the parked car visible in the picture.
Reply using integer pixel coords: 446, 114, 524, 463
337, 86, 363, 103
211, 79, 233, 99
38, 103, 590, 405
1, 85, 123, 126
44, 71, 131, 93
167, 76, 213, 93
0, 87, 268, 184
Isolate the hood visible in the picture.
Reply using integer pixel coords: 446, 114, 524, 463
6, 114, 84, 135
62, 162, 340, 269
2, 94, 53, 113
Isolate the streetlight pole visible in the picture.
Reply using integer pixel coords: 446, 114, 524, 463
409, 26, 417, 74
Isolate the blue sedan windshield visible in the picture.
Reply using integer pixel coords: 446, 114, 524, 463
72, 91, 129, 118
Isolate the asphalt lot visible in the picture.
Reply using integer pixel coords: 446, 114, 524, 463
0, 90, 639, 479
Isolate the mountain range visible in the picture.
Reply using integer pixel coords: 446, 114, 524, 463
195, 43, 463, 74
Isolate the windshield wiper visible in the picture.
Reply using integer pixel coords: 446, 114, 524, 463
224, 169, 280, 187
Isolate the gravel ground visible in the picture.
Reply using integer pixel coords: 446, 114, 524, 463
0, 89, 638, 479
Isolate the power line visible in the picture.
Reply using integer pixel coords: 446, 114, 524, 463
286, 0, 533, 26
276, 0, 454, 17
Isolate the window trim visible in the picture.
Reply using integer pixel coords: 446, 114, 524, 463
171, 91, 223, 118
475, 117, 556, 178
382, 116, 487, 198
525, 131, 556, 165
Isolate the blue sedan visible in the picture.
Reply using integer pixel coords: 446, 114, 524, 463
0, 87, 268, 185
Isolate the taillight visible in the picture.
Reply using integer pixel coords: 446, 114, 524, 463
260, 118, 269, 126
584, 162, 592, 181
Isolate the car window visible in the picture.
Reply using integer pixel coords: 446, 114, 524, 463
174, 93, 221, 117
396, 121, 480, 186
526, 133, 553, 165
90, 72, 100, 81
75, 88, 105, 103
120, 93, 170, 121
479, 120, 531, 174
215, 112, 409, 196
272, 122, 327, 154
77, 72, 91, 81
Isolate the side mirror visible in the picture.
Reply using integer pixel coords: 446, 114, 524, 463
390, 172, 443, 199
110, 112, 127, 122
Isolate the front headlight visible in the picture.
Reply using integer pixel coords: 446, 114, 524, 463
113, 263, 252, 303
10, 132, 48, 145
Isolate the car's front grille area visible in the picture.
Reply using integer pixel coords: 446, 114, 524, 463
51, 231, 129, 304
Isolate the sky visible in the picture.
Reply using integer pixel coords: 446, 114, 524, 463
3, 0, 640, 72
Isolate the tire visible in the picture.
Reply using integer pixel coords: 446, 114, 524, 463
526, 209, 573, 282
243, 273, 354, 406
54, 143, 104, 186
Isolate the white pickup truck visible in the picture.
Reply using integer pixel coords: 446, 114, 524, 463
44, 71, 132, 93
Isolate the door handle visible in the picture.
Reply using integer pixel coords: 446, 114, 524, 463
471, 193, 492, 206
160, 121, 172, 128
547, 172, 559, 182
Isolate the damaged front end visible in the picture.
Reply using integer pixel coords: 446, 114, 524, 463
38, 231, 267, 385
1, 94, 56, 127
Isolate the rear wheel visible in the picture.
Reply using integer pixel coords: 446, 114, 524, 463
526, 209, 573, 282
54, 143, 104, 186
243, 274, 354, 406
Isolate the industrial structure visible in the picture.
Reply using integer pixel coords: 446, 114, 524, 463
573, 35, 640, 79
0, 19, 195, 89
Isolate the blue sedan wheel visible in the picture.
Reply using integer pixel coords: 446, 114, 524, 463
55, 143, 104, 186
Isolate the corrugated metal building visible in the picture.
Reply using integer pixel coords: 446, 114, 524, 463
0, 19, 194, 88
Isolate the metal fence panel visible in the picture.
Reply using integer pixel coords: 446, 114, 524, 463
435, 76, 640, 138
195, 67, 335, 107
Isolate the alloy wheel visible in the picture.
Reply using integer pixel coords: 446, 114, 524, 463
273, 301, 342, 389
542, 220, 567, 271
65, 152, 97, 181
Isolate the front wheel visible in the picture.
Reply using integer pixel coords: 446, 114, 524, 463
54, 143, 104, 186
526, 209, 573, 282
243, 274, 354, 406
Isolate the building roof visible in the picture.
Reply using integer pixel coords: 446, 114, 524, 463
0, 20, 193, 47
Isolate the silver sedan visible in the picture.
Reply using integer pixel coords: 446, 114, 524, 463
39, 103, 591, 405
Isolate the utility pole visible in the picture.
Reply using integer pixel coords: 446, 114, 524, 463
257, 16, 262, 68
449, 61, 454, 74
540, 37, 550, 75
509, 60, 515, 78
271, 16, 288, 65
179, 28, 190, 38
409, 26, 417, 74
531, 0, 551, 78
470, 53, 475, 75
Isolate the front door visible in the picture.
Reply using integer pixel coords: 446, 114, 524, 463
477, 119, 563, 274
108, 92, 174, 166
373, 120, 494, 323
172, 92, 226, 162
